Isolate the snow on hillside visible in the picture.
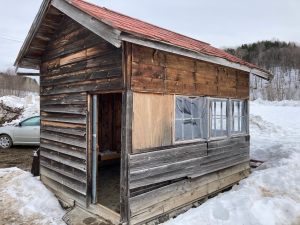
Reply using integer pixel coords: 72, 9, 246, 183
0, 95, 39, 125
165, 100, 300, 225
251, 68, 300, 101
0, 167, 65, 225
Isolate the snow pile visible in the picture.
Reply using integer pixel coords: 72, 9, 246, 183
0, 94, 39, 125
0, 167, 65, 225
165, 101, 300, 225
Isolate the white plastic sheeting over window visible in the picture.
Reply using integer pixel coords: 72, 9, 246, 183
174, 96, 248, 143
175, 96, 206, 142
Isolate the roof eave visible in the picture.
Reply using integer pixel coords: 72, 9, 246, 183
14, 0, 51, 70
120, 33, 273, 80
15, 0, 122, 70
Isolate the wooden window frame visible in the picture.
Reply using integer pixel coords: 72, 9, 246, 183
230, 99, 249, 137
173, 95, 207, 144
208, 97, 229, 140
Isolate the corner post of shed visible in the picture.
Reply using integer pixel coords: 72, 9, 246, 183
120, 41, 133, 224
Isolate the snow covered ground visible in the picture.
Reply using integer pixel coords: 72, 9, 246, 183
165, 100, 300, 225
0, 94, 39, 125
0, 167, 65, 225
0, 100, 299, 225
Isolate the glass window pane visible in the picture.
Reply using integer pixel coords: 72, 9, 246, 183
183, 98, 192, 119
175, 96, 205, 141
175, 120, 183, 141
175, 97, 183, 119
193, 119, 201, 139
183, 119, 193, 140
21, 116, 40, 126
192, 98, 200, 118
241, 116, 247, 133
210, 99, 228, 137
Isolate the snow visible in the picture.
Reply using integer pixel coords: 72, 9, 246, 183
0, 94, 40, 125
0, 167, 65, 225
165, 101, 300, 225
0, 99, 299, 225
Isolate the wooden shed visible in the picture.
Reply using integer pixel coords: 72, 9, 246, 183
15, 0, 272, 224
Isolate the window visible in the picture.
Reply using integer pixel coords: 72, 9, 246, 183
231, 100, 247, 134
175, 96, 205, 142
210, 99, 227, 138
21, 116, 40, 126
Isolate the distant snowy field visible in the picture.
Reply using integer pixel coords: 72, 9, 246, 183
165, 100, 300, 225
0, 99, 299, 225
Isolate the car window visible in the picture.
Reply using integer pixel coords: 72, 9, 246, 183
21, 117, 40, 126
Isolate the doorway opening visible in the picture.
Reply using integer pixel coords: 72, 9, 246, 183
94, 93, 122, 213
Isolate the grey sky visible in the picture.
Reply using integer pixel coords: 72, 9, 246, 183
0, 0, 299, 71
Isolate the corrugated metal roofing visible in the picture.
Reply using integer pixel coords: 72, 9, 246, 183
69, 0, 264, 71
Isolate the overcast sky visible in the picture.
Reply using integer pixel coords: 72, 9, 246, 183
0, 0, 299, 72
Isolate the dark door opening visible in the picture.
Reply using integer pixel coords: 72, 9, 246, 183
93, 93, 122, 213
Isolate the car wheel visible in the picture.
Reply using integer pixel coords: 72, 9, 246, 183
0, 134, 12, 149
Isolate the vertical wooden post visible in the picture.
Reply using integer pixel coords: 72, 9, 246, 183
227, 99, 232, 137
91, 95, 98, 204
120, 91, 132, 224
120, 41, 133, 224
86, 93, 93, 207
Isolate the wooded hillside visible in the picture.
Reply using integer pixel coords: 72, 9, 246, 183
225, 41, 300, 100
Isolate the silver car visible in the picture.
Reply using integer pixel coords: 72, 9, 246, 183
0, 116, 40, 149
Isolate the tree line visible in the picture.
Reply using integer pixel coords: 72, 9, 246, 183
225, 40, 300, 100
0, 69, 39, 97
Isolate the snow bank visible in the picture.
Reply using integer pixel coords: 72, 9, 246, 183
165, 101, 300, 225
0, 167, 65, 225
0, 94, 39, 125
253, 98, 300, 107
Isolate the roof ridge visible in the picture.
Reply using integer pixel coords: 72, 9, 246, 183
70, 0, 211, 46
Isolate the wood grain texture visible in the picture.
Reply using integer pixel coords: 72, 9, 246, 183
130, 162, 250, 224
129, 136, 249, 189
39, 15, 123, 207
132, 92, 174, 152
130, 44, 249, 99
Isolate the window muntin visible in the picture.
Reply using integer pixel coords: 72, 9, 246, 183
21, 116, 40, 126
231, 100, 247, 134
175, 96, 204, 142
210, 99, 227, 138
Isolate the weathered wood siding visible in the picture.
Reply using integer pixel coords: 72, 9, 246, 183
129, 136, 250, 224
129, 44, 249, 99
130, 162, 250, 224
39, 16, 122, 204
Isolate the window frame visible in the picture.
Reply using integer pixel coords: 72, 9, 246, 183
20, 116, 40, 127
172, 95, 249, 145
173, 95, 207, 144
230, 99, 249, 136
208, 97, 229, 140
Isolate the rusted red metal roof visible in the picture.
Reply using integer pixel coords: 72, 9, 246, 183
69, 0, 262, 71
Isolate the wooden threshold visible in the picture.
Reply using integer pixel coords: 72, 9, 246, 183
87, 203, 120, 225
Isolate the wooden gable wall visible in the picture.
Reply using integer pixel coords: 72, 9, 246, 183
39, 15, 123, 205
130, 44, 249, 99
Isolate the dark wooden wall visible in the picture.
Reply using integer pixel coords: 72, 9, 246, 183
129, 44, 249, 99
98, 93, 122, 153
39, 15, 122, 205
